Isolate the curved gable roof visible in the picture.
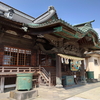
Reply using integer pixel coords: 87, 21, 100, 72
33, 6, 58, 24
74, 20, 99, 42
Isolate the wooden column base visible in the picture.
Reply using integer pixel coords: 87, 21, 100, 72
56, 77, 63, 88
0, 76, 5, 93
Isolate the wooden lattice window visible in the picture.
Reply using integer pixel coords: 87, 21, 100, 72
3, 47, 31, 66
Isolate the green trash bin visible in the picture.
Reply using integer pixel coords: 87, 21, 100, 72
86, 71, 94, 79
16, 73, 33, 91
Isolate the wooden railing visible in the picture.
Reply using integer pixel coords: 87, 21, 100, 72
0, 66, 55, 86
0, 66, 39, 75
39, 66, 57, 86
42, 66, 56, 85
39, 67, 51, 87
41, 67, 49, 79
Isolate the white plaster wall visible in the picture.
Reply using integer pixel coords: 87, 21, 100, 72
86, 57, 94, 71
86, 56, 100, 81
98, 57, 100, 81
93, 57, 100, 80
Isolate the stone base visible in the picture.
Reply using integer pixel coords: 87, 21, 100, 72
80, 81, 87, 85
86, 79, 98, 83
10, 89, 38, 100
55, 84, 63, 88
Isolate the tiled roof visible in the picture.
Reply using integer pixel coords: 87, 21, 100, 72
24, 18, 85, 34
23, 19, 100, 50
23, 19, 99, 42
78, 25, 99, 38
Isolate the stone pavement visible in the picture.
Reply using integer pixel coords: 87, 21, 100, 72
0, 92, 9, 100
0, 82, 100, 100
74, 87, 100, 100
34, 82, 100, 100
65, 97, 90, 100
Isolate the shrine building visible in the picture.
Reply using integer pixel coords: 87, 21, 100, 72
0, 2, 100, 92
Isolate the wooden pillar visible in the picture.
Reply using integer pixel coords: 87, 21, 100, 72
37, 65, 42, 86
31, 51, 37, 66
80, 60, 87, 84
0, 43, 4, 66
56, 54, 63, 88
0, 76, 5, 93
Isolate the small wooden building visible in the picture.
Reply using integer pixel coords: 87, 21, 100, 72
0, 2, 100, 92
85, 51, 100, 81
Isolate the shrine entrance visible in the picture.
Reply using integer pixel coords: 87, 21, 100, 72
56, 54, 85, 87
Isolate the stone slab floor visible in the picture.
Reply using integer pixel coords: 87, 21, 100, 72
0, 82, 100, 100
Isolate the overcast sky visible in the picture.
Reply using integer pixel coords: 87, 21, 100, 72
1, 0, 100, 38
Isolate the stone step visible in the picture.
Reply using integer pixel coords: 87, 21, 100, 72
86, 79, 98, 83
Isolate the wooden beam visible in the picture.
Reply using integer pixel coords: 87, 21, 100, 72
0, 31, 5, 43
29, 29, 54, 35
4, 84, 16, 88
44, 34, 58, 41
